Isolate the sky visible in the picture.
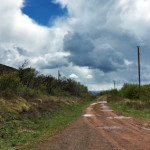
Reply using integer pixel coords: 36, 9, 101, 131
0, 0, 150, 91
22, 0, 67, 26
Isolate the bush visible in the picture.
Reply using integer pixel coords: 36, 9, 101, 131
119, 84, 139, 99
109, 89, 118, 95
19, 86, 42, 98
0, 65, 89, 99
51, 88, 71, 96
141, 85, 150, 101
0, 72, 22, 95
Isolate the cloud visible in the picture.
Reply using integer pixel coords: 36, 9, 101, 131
86, 75, 93, 79
69, 74, 78, 79
1, 0, 150, 90
124, 59, 133, 66
31, 52, 69, 69
63, 32, 125, 73
0, 0, 69, 69
0, 44, 27, 68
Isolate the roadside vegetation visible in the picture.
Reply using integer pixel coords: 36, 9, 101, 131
0, 62, 88, 98
0, 63, 95, 150
98, 84, 150, 121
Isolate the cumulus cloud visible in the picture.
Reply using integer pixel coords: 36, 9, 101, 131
31, 52, 69, 69
0, 0, 69, 68
63, 32, 125, 73
69, 74, 78, 79
1, 0, 150, 90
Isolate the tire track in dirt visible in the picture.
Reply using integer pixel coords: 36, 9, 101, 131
84, 102, 128, 150
35, 96, 150, 150
84, 97, 150, 150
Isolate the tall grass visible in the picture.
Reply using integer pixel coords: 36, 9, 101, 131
102, 83, 150, 121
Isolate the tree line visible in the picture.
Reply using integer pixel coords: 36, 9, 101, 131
0, 63, 88, 98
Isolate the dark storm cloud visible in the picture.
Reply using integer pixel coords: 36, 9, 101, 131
63, 32, 125, 73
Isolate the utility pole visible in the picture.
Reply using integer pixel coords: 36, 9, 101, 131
137, 46, 141, 98
58, 70, 61, 80
114, 80, 115, 89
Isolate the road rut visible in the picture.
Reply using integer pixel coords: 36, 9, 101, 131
35, 96, 150, 150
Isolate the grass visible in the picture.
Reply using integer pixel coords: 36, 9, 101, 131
108, 96, 150, 121
0, 99, 92, 150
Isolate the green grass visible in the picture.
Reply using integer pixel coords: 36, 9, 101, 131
108, 99, 150, 121
0, 99, 92, 150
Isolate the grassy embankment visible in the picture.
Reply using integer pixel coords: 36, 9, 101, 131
0, 95, 94, 150
99, 84, 150, 121
108, 96, 150, 121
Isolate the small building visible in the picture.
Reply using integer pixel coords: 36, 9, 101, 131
0, 64, 17, 75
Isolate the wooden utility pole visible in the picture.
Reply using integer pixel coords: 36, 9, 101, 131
114, 80, 115, 89
58, 70, 61, 80
137, 46, 141, 98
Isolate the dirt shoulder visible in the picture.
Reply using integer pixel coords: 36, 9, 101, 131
35, 96, 150, 150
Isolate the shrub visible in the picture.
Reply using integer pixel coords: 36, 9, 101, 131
0, 64, 89, 98
141, 85, 150, 101
19, 86, 42, 98
0, 72, 22, 95
119, 84, 139, 99
51, 88, 71, 96
109, 89, 118, 95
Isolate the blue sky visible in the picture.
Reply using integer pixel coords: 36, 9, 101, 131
1, 0, 150, 90
22, 0, 67, 26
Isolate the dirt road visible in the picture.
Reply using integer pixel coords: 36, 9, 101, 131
35, 96, 150, 150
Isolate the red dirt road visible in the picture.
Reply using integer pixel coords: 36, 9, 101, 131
35, 96, 150, 150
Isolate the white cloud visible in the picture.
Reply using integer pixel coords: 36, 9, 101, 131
69, 74, 79, 79
86, 75, 93, 79
119, 0, 150, 41
0, 0, 69, 65
124, 59, 133, 66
